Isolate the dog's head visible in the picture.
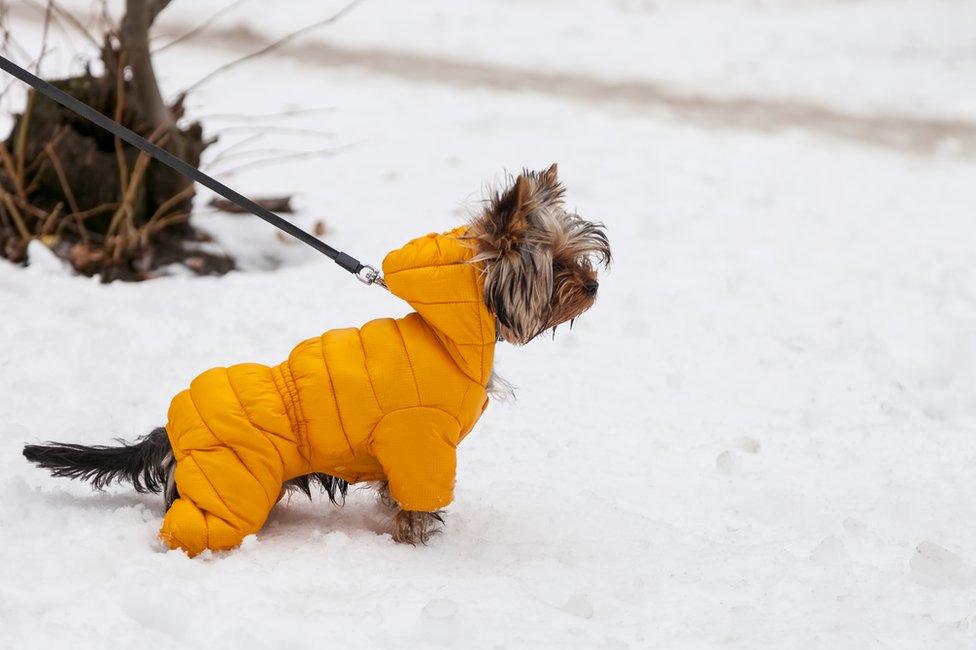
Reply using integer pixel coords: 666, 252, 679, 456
466, 164, 611, 345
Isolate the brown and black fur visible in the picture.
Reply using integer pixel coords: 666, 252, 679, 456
467, 164, 610, 345
22, 164, 610, 546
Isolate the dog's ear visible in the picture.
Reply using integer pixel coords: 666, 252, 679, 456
540, 162, 559, 192
469, 168, 567, 344
477, 165, 565, 253
535, 163, 565, 210
483, 174, 532, 254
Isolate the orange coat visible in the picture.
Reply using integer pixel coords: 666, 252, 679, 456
160, 227, 495, 555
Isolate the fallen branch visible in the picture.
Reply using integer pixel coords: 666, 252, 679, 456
209, 195, 293, 214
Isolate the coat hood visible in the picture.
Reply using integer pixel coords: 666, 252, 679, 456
382, 226, 496, 385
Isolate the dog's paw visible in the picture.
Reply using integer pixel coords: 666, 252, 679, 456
372, 480, 398, 511
391, 509, 445, 546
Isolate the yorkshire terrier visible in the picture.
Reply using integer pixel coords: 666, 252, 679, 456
23, 164, 610, 554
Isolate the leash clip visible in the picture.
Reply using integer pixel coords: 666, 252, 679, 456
356, 264, 385, 288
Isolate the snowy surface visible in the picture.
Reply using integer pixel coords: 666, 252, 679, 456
29, 0, 976, 120
3, 2, 976, 648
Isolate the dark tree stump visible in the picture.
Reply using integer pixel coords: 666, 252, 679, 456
0, 36, 233, 281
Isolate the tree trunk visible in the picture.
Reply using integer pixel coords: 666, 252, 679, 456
121, 0, 174, 131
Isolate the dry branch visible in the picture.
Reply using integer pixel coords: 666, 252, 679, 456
153, 0, 248, 53
185, 0, 365, 92
209, 195, 293, 214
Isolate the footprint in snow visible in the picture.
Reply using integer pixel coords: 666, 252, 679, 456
422, 598, 458, 621
910, 541, 975, 588
810, 536, 849, 565
737, 436, 761, 453
561, 593, 594, 619
716, 450, 734, 474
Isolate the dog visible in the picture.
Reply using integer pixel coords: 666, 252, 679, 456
22, 164, 610, 554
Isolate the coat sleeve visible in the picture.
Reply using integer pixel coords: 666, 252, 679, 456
369, 407, 462, 512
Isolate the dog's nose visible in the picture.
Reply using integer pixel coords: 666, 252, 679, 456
584, 280, 599, 295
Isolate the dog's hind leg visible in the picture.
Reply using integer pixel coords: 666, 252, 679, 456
160, 368, 298, 555
160, 416, 284, 556
159, 446, 283, 556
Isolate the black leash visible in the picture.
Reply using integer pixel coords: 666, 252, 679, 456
0, 54, 382, 285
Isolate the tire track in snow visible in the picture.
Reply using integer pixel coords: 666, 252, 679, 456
175, 26, 976, 158
10, 6, 976, 157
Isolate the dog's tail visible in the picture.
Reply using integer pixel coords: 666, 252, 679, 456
23, 427, 174, 496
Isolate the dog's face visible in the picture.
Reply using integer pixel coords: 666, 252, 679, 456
467, 164, 611, 345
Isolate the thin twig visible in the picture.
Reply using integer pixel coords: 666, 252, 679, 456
194, 106, 336, 122
23, 0, 99, 48
0, 198, 11, 234
0, 6, 13, 107
201, 132, 263, 169
144, 210, 188, 237
0, 141, 24, 199
0, 30, 35, 62
0, 51, 46, 110
43, 142, 80, 215
69, 202, 119, 222
107, 147, 154, 239
0, 189, 30, 241
7, 192, 49, 220
55, 202, 117, 239
34, 0, 54, 73
153, 0, 248, 53
95, 0, 113, 35
184, 0, 365, 93
40, 200, 62, 235
207, 146, 313, 166
23, 125, 65, 193
144, 184, 194, 229
14, 89, 35, 182
23, 156, 49, 195
105, 125, 169, 240
216, 142, 359, 176
211, 125, 335, 138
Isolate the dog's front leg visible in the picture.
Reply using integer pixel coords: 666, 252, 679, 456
369, 409, 459, 545
375, 481, 445, 545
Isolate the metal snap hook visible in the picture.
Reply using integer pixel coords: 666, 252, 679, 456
356, 264, 386, 288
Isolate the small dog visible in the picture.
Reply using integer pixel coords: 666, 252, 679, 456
23, 164, 610, 554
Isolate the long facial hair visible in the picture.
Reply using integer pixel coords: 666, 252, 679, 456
465, 164, 610, 345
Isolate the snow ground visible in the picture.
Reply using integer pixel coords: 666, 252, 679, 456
2, 2, 976, 648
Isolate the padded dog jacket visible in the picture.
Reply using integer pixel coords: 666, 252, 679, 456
160, 227, 495, 555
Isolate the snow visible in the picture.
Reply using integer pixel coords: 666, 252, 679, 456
3, 1, 976, 648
